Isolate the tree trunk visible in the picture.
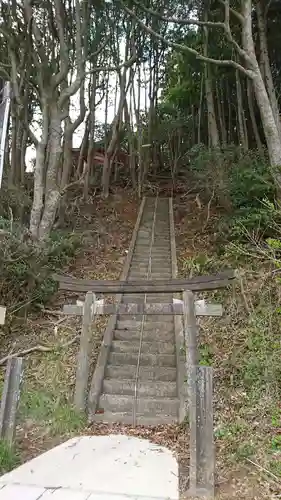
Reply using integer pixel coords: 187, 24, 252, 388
29, 100, 49, 239
38, 107, 62, 241
256, 0, 281, 141
197, 72, 204, 144
9, 104, 24, 186
247, 78, 263, 153
236, 69, 248, 151
216, 79, 227, 146
203, 18, 220, 148
76, 116, 89, 180
84, 72, 97, 200
124, 97, 136, 188
30, 104, 62, 242
29, 142, 46, 239
102, 65, 128, 197
252, 71, 281, 179
242, 1, 281, 186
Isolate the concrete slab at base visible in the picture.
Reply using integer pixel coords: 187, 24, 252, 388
0, 435, 179, 500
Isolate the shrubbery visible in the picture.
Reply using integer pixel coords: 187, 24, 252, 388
189, 145, 279, 241
0, 220, 81, 316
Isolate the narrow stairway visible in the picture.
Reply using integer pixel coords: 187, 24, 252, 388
90, 197, 181, 425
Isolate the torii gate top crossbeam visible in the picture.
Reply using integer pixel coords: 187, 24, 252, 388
53, 270, 236, 294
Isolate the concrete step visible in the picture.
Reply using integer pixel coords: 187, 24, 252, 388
130, 260, 172, 264
108, 352, 176, 367
131, 257, 171, 262
105, 364, 177, 381
90, 411, 177, 425
131, 257, 171, 261
98, 394, 179, 415
111, 340, 175, 354
116, 320, 174, 332
133, 245, 170, 250
145, 297, 174, 303
128, 272, 172, 278
113, 329, 175, 342
103, 379, 177, 397
129, 264, 171, 268
132, 256, 171, 261
133, 249, 171, 254
117, 315, 174, 323
129, 264, 171, 269
121, 296, 173, 304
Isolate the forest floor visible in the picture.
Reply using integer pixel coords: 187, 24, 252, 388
0, 189, 280, 499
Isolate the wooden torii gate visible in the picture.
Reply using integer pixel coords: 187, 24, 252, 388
53, 270, 235, 499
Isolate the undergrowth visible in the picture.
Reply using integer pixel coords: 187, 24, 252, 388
19, 389, 86, 436
179, 147, 281, 479
0, 440, 20, 474
0, 220, 81, 318
181, 244, 281, 477
190, 145, 279, 240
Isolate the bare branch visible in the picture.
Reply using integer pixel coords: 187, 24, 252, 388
60, 161, 88, 194
218, 0, 244, 23
52, 0, 70, 88
0, 335, 79, 366
120, 3, 252, 78
23, 0, 49, 69
58, 0, 86, 108
222, 0, 250, 62
130, 0, 226, 29
89, 36, 111, 60
87, 53, 137, 75
131, 0, 250, 66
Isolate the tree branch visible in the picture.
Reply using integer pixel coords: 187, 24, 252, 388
0, 335, 79, 366
52, 0, 70, 88
218, 0, 244, 23
58, 0, 85, 108
222, 0, 251, 63
87, 53, 137, 75
120, 3, 252, 78
130, 0, 226, 29
131, 0, 250, 65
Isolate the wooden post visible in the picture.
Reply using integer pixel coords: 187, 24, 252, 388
183, 290, 199, 368
0, 305, 6, 325
0, 357, 23, 447
74, 292, 95, 412
189, 366, 214, 498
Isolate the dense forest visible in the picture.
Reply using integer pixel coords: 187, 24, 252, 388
0, 1, 281, 495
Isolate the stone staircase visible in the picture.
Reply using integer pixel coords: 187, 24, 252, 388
90, 197, 183, 425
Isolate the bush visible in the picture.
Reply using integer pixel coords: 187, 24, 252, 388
0, 440, 20, 474
0, 181, 32, 223
189, 145, 277, 241
0, 222, 82, 315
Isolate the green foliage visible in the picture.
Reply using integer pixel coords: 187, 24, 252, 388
20, 389, 86, 436
235, 443, 255, 461
199, 344, 213, 366
271, 407, 281, 428
188, 145, 279, 240
0, 182, 32, 223
0, 225, 81, 313
229, 150, 273, 210
234, 311, 281, 398
0, 441, 20, 474
269, 460, 281, 477
271, 435, 281, 451
181, 253, 224, 275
